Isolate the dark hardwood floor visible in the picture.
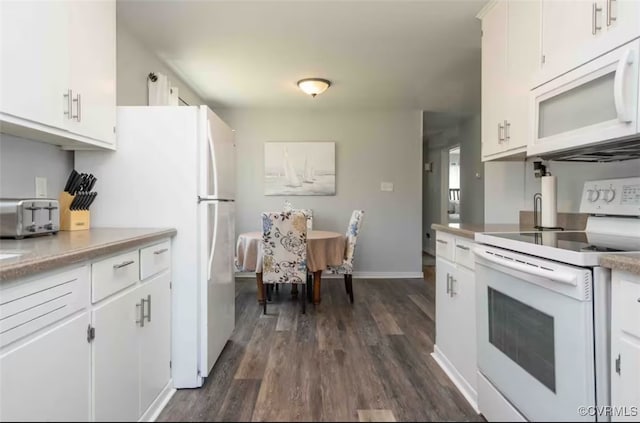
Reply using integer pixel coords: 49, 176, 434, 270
158, 267, 480, 422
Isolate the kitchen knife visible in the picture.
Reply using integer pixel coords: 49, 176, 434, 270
64, 170, 78, 192
67, 172, 82, 194
69, 194, 79, 210
80, 192, 92, 210
85, 192, 98, 210
87, 175, 97, 192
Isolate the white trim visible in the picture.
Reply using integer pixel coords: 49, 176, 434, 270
431, 345, 479, 414
139, 380, 176, 422
235, 271, 424, 279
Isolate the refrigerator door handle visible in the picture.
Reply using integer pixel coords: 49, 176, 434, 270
207, 119, 219, 198
207, 202, 218, 281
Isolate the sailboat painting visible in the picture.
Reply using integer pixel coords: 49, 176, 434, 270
264, 142, 335, 196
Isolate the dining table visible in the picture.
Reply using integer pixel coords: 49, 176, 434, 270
236, 230, 347, 305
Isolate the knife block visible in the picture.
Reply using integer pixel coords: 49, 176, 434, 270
59, 192, 90, 231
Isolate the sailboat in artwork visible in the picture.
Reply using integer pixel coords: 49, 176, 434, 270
302, 157, 315, 184
283, 148, 302, 187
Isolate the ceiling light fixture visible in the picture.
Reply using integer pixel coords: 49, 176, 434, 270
297, 78, 331, 98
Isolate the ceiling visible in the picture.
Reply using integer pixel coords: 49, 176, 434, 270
118, 0, 485, 112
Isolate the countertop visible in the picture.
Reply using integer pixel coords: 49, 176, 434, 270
0, 228, 177, 282
431, 222, 534, 240
600, 254, 640, 276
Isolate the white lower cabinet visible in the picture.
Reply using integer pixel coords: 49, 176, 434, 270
0, 312, 91, 421
611, 270, 640, 422
433, 231, 478, 412
0, 239, 173, 422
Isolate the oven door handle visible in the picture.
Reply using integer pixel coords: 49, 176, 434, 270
474, 248, 577, 286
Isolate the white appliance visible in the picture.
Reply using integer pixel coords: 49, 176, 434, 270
474, 177, 640, 422
529, 39, 640, 160
76, 106, 236, 389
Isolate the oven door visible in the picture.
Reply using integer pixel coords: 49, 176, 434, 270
529, 39, 639, 158
475, 246, 596, 422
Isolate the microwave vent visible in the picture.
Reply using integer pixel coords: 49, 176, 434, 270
540, 138, 640, 162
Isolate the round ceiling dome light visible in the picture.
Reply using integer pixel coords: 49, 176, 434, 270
297, 78, 331, 98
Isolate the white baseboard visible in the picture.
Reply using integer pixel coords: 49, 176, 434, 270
431, 345, 479, 413
139, 380, 176, 422
235, 271, 424, 279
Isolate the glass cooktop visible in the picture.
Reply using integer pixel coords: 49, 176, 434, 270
487, 231, 640, 253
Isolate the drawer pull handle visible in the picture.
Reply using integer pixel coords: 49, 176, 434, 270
456, 245, 470, 251
436, 239, 448, 245
144, 294, 151, 323
153, 248, 169, 255
136, 300, 145, 327
113, 260, 135, 269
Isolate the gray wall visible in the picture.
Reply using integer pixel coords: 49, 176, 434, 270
0, 134, 73, 198
484, 158, 640, 223
458, 115, 484, 224
218, 108, 423, 276
116, 19, 205, 106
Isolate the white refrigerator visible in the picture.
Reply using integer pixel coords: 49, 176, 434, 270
76, 106, 236, 388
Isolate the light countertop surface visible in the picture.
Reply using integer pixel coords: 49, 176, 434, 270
431, 222, 534, 240
0, 228, 177, 282
600, 254, 640, 276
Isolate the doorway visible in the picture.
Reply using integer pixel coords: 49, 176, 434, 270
447, 146, 461, 223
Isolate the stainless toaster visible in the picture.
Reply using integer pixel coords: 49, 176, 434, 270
0, 198, 60, 239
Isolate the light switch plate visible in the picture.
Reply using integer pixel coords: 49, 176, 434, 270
380, 182, 394, 192
35, 177, 47, 198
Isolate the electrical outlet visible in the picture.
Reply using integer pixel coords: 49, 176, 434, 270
380, 182, 394, 192
35, 177, 47, 198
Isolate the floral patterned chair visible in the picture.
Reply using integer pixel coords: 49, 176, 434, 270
261, 211, 308, 314
283, 201, 313, 231
327, 210, 365, 304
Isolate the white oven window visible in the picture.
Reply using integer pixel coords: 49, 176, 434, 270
488, 287, 556, 392
538, 71, 616, 138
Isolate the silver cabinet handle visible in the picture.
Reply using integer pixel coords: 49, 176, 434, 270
72, 93, 81, 122
504, 120, 510, 141
436, 239, 448, 245
592, 2, 602, 34
143, 294, 151, 323
446, 273, 451, 295
456, 244, 470, 251
113, 260, 135, 269
498, 122, 504, 142
450, 277, 457, 297
63, 89, 72, 119
136, 300, 145, 327
153, 248, 169, 255
607, 0, 616, 26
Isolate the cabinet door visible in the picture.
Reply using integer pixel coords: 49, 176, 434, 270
93, 288, 140, 421
602, 0, 640, 52
0, 312, 90, 421
0, 0, 69, 129
435, 257, 457, 358
67, 0, 116, 145
504, 0, 540, 151
611, 336, 640, 422
138, 272, 171, 414
448, 265, 477, 391
481, 0, 508, 159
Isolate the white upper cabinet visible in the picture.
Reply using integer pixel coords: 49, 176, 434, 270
538, 0, 640, 85
0, 1, 70, 130
478, 0, 541, 161
0, 0, 116, 149
67, 0, 116, 146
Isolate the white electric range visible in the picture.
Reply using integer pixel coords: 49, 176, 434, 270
474, 177, 640, 422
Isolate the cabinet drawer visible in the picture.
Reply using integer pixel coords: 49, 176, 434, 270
454, 238, 475, 270
0, 266, 89, 348
619, 278, 640, 339
435, 232, 455, 261
92, 250, 139, 303
140, 241, 171, 280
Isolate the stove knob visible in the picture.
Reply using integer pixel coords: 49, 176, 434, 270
605, 187, 616, 203
587, 189, 600, 202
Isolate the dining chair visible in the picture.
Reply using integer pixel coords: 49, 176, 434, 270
327, 210, 365, 303
261, 210, 308, 314
283, 201, 313, 231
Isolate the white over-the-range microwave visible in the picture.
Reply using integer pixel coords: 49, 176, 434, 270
529, 38, 640, 161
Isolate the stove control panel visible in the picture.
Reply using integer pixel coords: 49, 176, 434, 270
580, 177, 640, 216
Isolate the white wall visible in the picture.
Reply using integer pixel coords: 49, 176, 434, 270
116, 20, 205, 106
218, 108, 423, 276
0, 134, 73, 198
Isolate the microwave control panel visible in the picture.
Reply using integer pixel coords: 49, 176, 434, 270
580, 177, 640, 216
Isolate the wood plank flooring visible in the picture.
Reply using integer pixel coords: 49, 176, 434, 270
158, 268, 481, 422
